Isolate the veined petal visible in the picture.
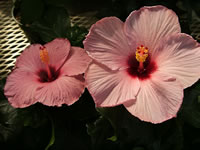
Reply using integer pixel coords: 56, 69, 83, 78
124, 72, 183, 124
124, 5, 181, 51
84, 17, 132, 70
4, 69, 40, 108
35, 75, 85, 106
61, 47, 92, 76
44, 38, 71, 69
155, 33, 200, 88
85, 62, 140, 107
15, 44, 45, 72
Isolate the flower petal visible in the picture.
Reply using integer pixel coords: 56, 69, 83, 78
35, 75, 85, 106
44, 38, 71, 69
124, 72, 183, 124
61, 47, 92, 76
124, 5, 181, 51
84, 17, 131, 70
85, 62, 140, 107
155, 33, 200, 88
4, 69, 40, 108
15, 44, 45, 72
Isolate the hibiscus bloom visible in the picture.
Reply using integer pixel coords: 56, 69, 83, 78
4, 38, 91, 108
84, 5, 200, 123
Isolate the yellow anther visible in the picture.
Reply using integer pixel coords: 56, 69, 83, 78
135, 45, 148, 63
39, 47, 49, 64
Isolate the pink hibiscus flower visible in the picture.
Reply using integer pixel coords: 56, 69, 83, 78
4, 38, 91, 108
84, 5, 200, 123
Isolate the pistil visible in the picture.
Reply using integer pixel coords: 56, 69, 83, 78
39, 46, 52, 80
135, 45, 148, 73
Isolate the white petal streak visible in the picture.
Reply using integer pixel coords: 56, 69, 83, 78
4, 69, 40, 108
85, 62, 140, 107
124, 5, 180, 50
35, 75, 85, 106
155, 33, 200, 88
84, 17, 131, 70
44, 38, 71, 69
15, 44, 45, 72
61, 47, 92, 76
124, 72, 183, 124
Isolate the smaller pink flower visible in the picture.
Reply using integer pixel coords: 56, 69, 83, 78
4, 38, 91, 108
84, 5, 200, 123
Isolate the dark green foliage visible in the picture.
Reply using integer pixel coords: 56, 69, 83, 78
0, 96, 50, 149
18, 0, 45, 24
179, 81, 200, 128
15, 0, 88, 46
96, 106, 183, 150
87, 116, 118, 150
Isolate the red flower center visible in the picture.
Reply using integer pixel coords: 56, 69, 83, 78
127, 45, 157, 80
38, 46, 60, 82
37, 66, 60, 82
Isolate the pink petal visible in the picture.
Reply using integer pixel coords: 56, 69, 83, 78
44, 38, 71, 69
124, 72, 183, 124
84, 17, 131, 70
15, 44, 45, 72
154, 33, 200, 88
35, 75, 85, 106
60, 47, 92, 76
124, 5, 181, 51
85, 62, 140, 107
4, 69, 40, 108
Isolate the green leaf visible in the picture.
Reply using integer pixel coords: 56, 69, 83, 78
107, 135, 117, 142
87, 116, 113, 143
0, 81, 51, 149
97, 106, 155, 148
45, 116, 55, 150
21, 4, 88, 46
21, 5, 71, 44
43, 5, 71, 36
189, 0, 200, 17
44, 0, 72, 7
0, 78, 6, 90
18, 104, 49, 128
17, 0, 89, 46
132, 147, 145, 150
46, 112, 91, 150
97, 106, 183, 150
25, 22, 59, 44
66, 25, 88, 47
179, 80, 200, 128
0, 99, 23, 142
87, 116, 118, 150
181, 107, 200, 128
20, 0, 45, 24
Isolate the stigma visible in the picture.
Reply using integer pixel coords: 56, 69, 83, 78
135, 45, 148, 63
39, 46, 49, 64
39, 46, 52, 79
135, 45, 149, 72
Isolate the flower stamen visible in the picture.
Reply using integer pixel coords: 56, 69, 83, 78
135, 45, 148, 73
39, 46, 52, 80
40, 46, 49, 64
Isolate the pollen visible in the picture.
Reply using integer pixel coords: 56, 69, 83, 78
135, 45, 148, 63
39, 46, 49, 64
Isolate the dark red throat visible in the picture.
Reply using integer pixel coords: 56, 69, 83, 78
37, 66, 60, 82
126, 54, 157, 80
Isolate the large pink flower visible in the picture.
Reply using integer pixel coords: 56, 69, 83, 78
84, 5, 200, 123
4, 38, 91, 108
